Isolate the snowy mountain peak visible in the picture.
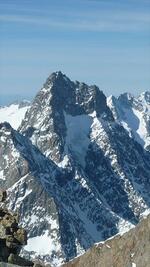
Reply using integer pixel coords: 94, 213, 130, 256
19, 72, 113, 163
1, 72, 150, 266
43, 71, 72, 90
40, 71, 110, 117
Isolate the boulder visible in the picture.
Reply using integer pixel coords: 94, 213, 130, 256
0, 189, 28, 263
8, 254, 33, 266
0, 191, 7, 203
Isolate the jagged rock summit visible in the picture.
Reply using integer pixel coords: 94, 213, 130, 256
0, 72, 150, 266
19, 71, 112, 163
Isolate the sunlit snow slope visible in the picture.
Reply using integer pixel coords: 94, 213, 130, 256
0, 101, 30, 129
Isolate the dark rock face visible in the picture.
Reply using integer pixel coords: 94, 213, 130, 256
42, 72, 110, 117
0, 191, 7, 202
0, 72, 150, 266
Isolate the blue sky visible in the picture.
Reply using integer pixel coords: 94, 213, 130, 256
0, 0, 150, 104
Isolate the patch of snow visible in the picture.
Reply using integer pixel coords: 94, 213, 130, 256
75, 238, 85, 256
121, 121, 132, 137
142, 209, 150, 218
15, 189, 32, 208
74, 170, 91, 192
0, 136, 7, 142
58, 155, 70, 168
11, 149, 20, 159
8, 174, 29, 192
0, 170, 5, 180
120, 106, 145, 146
132, 107, 147, 146
25, 230, 56, 254
41, 87, 50, 93
29, 214, 38, 224
25, 229, 62, 267
89, 111, 96, 118
117, 217, 135, 235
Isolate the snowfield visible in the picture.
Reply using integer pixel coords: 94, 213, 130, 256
0, 102, 30, 129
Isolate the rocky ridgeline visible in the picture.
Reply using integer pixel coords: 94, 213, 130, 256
0, 190, 33, 266
62, 214, 150, 267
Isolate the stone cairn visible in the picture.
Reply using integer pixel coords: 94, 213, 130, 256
0, 190, 33, 266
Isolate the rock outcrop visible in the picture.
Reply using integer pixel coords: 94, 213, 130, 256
62, 214, 150, 267
0, 190, 32, 266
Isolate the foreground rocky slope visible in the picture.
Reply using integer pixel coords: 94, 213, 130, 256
62, 214, 150, 267
0, 72, 150, 266
0, 190, 29, 265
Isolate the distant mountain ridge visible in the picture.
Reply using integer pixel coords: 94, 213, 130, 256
0, 100, 30, 130
0, 72, 150, 266
107, 91, 150, 151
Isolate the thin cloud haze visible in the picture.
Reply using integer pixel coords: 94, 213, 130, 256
0, 9, 150, 32
0, 0, 150, 104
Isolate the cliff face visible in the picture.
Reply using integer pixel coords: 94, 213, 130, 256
62, 214, 150, 267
